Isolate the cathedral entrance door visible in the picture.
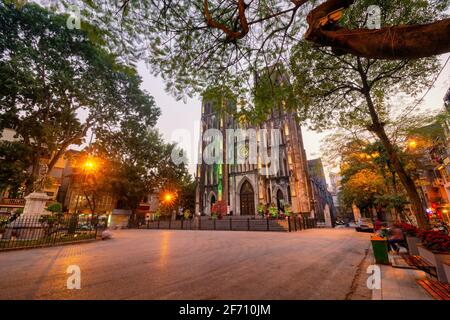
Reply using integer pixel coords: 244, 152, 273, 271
240, 181, 255, 216
277, 190, 285, 212
210, 194, 216, 214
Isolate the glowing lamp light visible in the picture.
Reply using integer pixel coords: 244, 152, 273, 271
163, 192, 175, 203
83, 159, 97, 172
408, 140, 417, 149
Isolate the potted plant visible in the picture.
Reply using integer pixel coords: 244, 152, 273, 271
395, 222, 420, 255
269, 204, 278, 219
257, 204, 265, 218
284, 205, 292, 220
211, 201, 227, 219
155, 208, 161, 221
183, 209, 191, 220
417, 230, 450, 283
0, 216, 9, 239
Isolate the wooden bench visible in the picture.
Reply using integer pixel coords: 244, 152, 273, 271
417, 279, 450, 300
400, 254, 438, 278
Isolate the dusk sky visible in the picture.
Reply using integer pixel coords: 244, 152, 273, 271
137, 54, 450, 178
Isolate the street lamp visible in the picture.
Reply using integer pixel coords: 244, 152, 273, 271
73, 157, 98, 215
83, 159, 97, 172
408, 139, 417, 149
163, 192, 175, 204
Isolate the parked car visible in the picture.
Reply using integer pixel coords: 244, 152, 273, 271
355, 218, 374, 233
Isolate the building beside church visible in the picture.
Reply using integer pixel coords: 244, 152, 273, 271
195, 85, 313, 217
308, 158, 336, 226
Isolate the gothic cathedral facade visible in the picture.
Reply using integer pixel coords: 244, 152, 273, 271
195, 94, 313, 217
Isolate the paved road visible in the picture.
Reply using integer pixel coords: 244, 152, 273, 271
0, 228, 370, 299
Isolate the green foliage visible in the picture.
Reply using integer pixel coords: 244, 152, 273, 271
53, 0, 320, 104
0, 216, 8, 229
178, 180, 197, 215
155, 208, 161, 220
375, 194, 408, 212
46, 202, 62, 214
0, 3, 160, 192
290, 1, 444, 132
257, 204, 265, 215
39, 211, 64, 236
284, 205, 292, 217
269, 204, 278, 218
0, 141, 32, 195
340, 168, 385, 211
47, 0, 449, 120
95, 124, 192, 211
183, 209, 191, 220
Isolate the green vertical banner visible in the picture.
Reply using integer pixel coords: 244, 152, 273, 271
218, 164, 223, 200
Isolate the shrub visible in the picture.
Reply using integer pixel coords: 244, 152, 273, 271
46, 202, 62, 214
0, 216, 9, 230
257, 204, 265, 216
269, 204, 278, 218
211, 200, 227, 217
395, 223, 419, 237
284, 205, 292, 217
183, 209, 191, 220
417, 230, 450, 253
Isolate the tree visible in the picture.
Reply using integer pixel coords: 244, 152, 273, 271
55, 0, 450, 102
94, 126, 163, 213
332, 137, 410, 221
0, 140, 33, 196
289, 2, 447, 229
0, 3, 159, 193
94, 116, 192, 217
71, 153, 113, 216
340, 168, 384, 214
178, 179, 197, 215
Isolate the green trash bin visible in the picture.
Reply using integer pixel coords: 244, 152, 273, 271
371, 236, 390, 265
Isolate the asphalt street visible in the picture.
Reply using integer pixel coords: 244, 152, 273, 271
0, 228, 371, 299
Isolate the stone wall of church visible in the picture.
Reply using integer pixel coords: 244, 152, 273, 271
196, 97, 313, 216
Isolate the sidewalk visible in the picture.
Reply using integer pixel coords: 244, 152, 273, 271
371, 253, 433, 300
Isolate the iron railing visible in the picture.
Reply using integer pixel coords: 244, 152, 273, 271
0, 215, 107, 251
129, 215, 318, 232
0, 198, 26, 206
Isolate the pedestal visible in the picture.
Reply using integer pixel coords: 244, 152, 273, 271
4, 192, 51, 240
23, 192, 51, 216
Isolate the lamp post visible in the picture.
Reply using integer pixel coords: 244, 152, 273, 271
161, 191, 178, 220
73, 157, 98, 215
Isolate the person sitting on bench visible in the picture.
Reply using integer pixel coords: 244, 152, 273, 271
387, 225, 404, 253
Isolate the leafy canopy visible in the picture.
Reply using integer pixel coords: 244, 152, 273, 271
290, 0, 444, 132
0, 2, 160, 191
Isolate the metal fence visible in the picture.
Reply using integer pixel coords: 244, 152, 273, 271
129, 215, 318, 233
0, 215, 106, 251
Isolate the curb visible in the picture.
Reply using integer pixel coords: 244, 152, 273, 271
0, 238, 98, 252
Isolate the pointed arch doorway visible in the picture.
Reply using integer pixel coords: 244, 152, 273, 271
240, 181, 255, 216
277, 190, 285, 211
210, 194, 216, 214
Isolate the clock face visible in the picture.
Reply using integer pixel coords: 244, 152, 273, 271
238, 144, 249, 159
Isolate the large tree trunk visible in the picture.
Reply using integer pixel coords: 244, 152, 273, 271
203, 0, 450, 60
372, 125, 428, 229
356, 58, 429, 229
305, 0, 450, 60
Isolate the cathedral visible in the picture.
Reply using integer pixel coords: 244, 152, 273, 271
195, 86, 314, 217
